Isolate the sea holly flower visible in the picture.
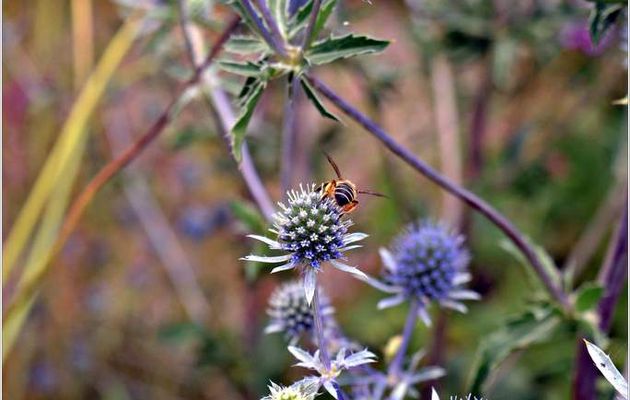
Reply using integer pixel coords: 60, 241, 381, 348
242, 184, 368, 304
261, 379, 320, 400
288, 345, 377, 399
370, 220, 480, 326
265, 280, 335, 344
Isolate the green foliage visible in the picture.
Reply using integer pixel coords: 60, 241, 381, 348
300, 77, 339, 121
573, 283, 604, 313
588, 1, 626, 44
305, 34, 390, 65
231, 79, 266, 161
467, 302, 563, 394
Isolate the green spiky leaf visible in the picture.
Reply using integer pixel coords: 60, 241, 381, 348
225, 35, 269, 54
584, 340, 629, 399
574, 283, 604, 312
289, 0, 338, 40
231, 79, 266, 161
305, 34, 389, 65
300, 77, 339, 121
588, 2, 624, 44
467, 304, 562, 394
219, 60, 265, 77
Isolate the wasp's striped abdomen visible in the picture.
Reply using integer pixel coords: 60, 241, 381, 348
334, 182, 356, 207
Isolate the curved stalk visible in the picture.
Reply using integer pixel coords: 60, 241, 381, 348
305, 74, 571, 311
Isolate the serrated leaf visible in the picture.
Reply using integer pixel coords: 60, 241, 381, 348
574, 283, 604, 312
305, 34, 389, 65
219, 60, 264, 77
467, 305, 561, 393
589, 2, 624, 44
300, 77, 339, 121
231, 80, 266, 161
289, 0, 337, 40
584, 340, 629, 399
225, 35, 268, 54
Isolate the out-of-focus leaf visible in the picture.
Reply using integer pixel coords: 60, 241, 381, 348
467, 304, 562, 393
158, 322, 205, 344
169, 126, 215, 150
230, 200, 267, 234
573, 283, 604, 312
584, 340, 629, 399
588, 2, 624, 44
231, 79, 266, 161
225, 35, 269, 54
219, 60, 265, 77
300, 77, 339, 121
499, 238, 563, 298
305, 34, 389, 65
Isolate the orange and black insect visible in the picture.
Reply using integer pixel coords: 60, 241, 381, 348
318, 152, 387, 213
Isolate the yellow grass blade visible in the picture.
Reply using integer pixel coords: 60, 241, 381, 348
2, 13, 143, 282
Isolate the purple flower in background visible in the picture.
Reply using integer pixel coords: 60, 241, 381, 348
265, 280, 335, 344
560, 21, 614, 56
242, 185, 368, 304
371, 220, 480, 326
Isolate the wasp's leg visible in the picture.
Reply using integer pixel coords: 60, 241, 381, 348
323, 181, 337, 198
341, 200, 358, 213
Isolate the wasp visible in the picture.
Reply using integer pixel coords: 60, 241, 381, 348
318, 152, 387, 213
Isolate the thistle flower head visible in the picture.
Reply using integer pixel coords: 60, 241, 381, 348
288, 346, 377, 398
374, 220, 480, 326
242, 184, 368, 304
265, 280, 334, 344
262, 379, 319, 400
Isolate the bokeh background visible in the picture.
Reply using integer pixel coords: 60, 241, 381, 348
3, 0, 628, 399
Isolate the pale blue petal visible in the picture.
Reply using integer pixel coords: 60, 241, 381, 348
323, 381, 338, 399
271, 263, 296, 273
247, 234, 282, 249
377, 294, 406, 310
379, 248, 397, 272
241, 254, 292, 263
288, 346, 316, 367
263, 323, 283, 334
343, 232, 368, 245
448, 289, 481, 301
330, 260, 367, 280
440, 299, 468, 313
417, 306, 432, 327
304, 268, 317, 305
408, 367, 446, 384
453, 272, 471, 285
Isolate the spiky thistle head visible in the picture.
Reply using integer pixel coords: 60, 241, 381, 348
375, 220, 480, 325
262, 379, 319, 400
242, 184, 368, 304
265, 280, 334, 344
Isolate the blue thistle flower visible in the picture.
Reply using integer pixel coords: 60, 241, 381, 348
372, 220, 480, 326
262, 379, 320, 400
242, 184, 368, 304
265, 280, 335, 344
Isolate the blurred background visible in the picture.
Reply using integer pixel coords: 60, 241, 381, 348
2, 0, 628, 399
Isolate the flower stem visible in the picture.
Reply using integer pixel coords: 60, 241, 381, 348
572, 202, 628, 400
240, 0, 287, 57
305, 74, 571, 312
388, 300, 419, 378
253, 0, 287, 58
312, 278, 332, 370
301, 0, 321, 50
280, 74, 300, 194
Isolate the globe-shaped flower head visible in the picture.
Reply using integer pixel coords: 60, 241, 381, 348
375, 220, 480, 325
265, 280, 334, 344
242, 185, 368, 304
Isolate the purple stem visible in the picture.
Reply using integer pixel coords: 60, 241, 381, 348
280, 75, 300, 194
240, 0, 286, 57
572, 202, 628, 400
313, 279, 332, 369
253, 0, 288, 57
388, 300, 419, 379
301, 0, 322, 50
305, 74, 571, 311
